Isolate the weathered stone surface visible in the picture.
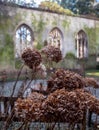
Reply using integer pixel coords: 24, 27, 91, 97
0, 4, 99, 70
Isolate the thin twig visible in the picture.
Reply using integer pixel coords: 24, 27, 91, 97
2, 64, 24, 130
15, 120, 28, 130
22, 70, 37, 96
2, 108, 15, 130
11, 64, 24, 97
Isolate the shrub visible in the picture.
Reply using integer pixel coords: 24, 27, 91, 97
39, 1, 74, 16
65, 52, 76, 59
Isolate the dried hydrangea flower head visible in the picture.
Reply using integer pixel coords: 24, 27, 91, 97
41, 45, 62, 63
47, 69, 86, 93
41, 89, 86, 123
15, 92, 46, 121
15, 89, 99, 123
85, 77, 99, 88
21, 48, 42, 70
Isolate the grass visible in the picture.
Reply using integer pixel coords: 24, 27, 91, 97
85, 69, 99, 77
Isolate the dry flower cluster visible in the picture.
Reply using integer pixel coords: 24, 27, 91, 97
40, 89, 86, 123
85, 77, 99, 88
41, 45, 62, 63
74, 89, 99, 114
15, 88, 99, 123
21, 48, 42, 69
15, 92, 46, 121
15, 46, 99, 126
47, 69, 86, 93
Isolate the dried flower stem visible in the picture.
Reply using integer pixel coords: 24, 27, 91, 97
11, 64, 24, 97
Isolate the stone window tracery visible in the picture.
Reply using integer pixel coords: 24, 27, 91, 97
75, 30, 88, 59
48, 27, 63, 50
15, 24, 33, 58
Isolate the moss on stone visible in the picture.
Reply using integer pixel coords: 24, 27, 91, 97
52, 21, 57, 26
13, 13, 22, 26
32, 14, 46, 46
62, 19, 70, 29
38, 16, 46, 32
0, 15, 16, 35
32, 13, 38, 31
32, 14, 46, 33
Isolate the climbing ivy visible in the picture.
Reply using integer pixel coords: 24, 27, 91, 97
32, 14, 47, 47
32, 14, 46, 33
84, 25, 98, 55
0, 34, 14, 67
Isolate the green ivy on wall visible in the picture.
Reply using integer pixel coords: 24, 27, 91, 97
0, 18, 10, 32
84, 25, 98, 55
32, 14, 47, 46
0, 34, 14, 67
38, 15, 46, 32
32, 14, 46, 33
0, 13, 22, 35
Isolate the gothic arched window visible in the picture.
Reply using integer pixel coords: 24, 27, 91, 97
75, 30, 88, 59
48, 27, 63, 50
15, 24, 34, 58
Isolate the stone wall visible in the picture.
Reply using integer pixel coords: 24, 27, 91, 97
0, 4, 99, 70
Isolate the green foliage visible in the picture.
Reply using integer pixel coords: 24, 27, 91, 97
0, 34, 14, 65
32, 14, 46, 33
65, 52, 76, 59
15, 58, 22, 69
13, 13, 21, 26
61, 52, 77, 69
39, 1, 74, 16
52, 21, 57, 26
94, 4, 99, 17
38, 15, 46, 32
60, 0, 75, 10
32, 14, 46, 47
74, 0, 94, 15
84, 26, 97, 55
62, 19, 70, 29
60, 0, 94, 15
32, 14, 37, 30
36, 43, 43, 50
50, 0, 97, 17
86, 70, 99, 77
0, 18, 10, 32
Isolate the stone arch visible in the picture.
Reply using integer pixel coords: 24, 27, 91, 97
48, 27, 63, 50
15, 24, 34, 58
75, 30, 88, 59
